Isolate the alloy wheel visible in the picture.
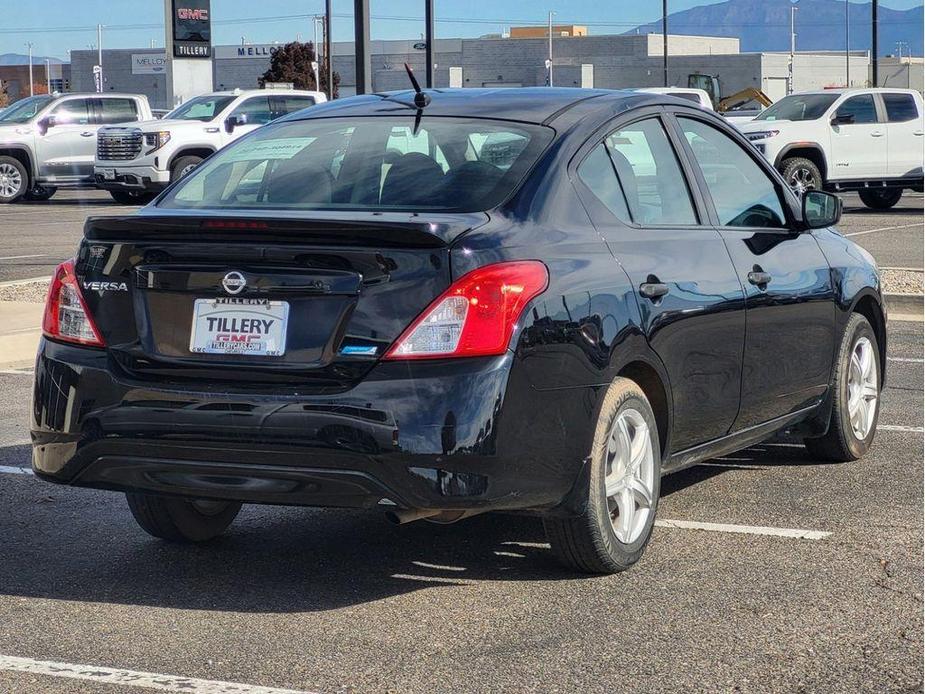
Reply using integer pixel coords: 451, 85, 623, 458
788, 167, 817, 195
603, 408, 655, 544
0, 163, 23, 198
847, 336, 878, 440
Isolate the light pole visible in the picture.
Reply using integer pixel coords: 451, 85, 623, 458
325, 0, 333, 99
663, 0, 668, 87
25, 42, 33, 96
312, 16, 321, 90
845, 0, 850, 86
425, 0, 435, 88
45, 58, 51, 94
872, 0, 879, 87
547, 11, 554, 87
97, 24, 104, 93
788, 3, 798, 94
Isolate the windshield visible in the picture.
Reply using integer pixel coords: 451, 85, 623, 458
165, 95, 235, 122
157, 116, 553, 213
756, 94, 839, 122
0, 95, 55, 124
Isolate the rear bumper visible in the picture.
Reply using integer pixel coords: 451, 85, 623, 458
31, 339, 585, 514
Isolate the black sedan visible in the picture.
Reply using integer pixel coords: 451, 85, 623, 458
32, 87, 885, 573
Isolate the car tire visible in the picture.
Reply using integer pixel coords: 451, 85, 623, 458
0, 155, 29, 204
23, 185, 57, 202
109, 190, 156, 205
804, 313, 881, 462
780, 157, 822, 195
543, 377, 661, 574
170, 155, 203, 183
126, 493, 242, 542
858, 189, 903, 210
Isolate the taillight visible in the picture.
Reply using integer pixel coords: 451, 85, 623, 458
42, 259, 105, 347
384, 260, 548, 360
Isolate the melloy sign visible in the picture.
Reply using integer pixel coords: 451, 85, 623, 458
132, 54, 168, 74
214, 44, 281, 60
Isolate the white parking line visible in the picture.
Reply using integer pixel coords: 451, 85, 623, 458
888, 357, 924, 363
845, 223, 922, 238
0, 254, 46, 261
0, 654, 315, 694
879, 425, 924, 433
655, 519, 830, 540
0, 465, 31, 475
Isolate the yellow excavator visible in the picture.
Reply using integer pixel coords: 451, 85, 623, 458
688, 73, 773, 113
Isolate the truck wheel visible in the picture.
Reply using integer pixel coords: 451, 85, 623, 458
858, 189, 902, 210
109, 190, 155, 205
780, 157, 822, 195
0, 156, 28, 204
804, 314, 881, 462
543, 377, 661, 574
170, 155, 203, 183
23, 185, 57, 202
126, 493, 242, 542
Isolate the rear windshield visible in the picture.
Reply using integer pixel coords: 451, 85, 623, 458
756, 93, 838, 122
157, 116, 553, 213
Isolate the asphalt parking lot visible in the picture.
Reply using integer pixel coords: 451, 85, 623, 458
0, 190, 922, 693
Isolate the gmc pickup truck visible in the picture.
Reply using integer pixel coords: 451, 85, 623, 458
94, 89, 325, 203
0, 93, 152, 203
739, 88, 924, 209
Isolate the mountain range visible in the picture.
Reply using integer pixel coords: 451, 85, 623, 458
0, 53, 64, 66
627, 0, 923, 56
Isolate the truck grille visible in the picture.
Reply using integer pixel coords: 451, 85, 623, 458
97, 129, 143, 161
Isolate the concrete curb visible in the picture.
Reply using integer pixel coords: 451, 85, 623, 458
885, 293, 923, 320
0, 302, 43, 370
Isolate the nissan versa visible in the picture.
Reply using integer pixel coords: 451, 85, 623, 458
32, 88, 886, 573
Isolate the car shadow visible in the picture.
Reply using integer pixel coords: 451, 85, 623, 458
0, 439, 838, 613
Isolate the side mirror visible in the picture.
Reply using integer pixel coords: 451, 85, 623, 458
831, 113, 854, 126
224, 114, 247, 134
802, 190, 841, 229
37, 115, 57, 135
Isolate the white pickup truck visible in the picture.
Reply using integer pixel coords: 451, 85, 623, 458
94, 88, 326, 203
738, 88, 924, 209
0, 92, 152, 203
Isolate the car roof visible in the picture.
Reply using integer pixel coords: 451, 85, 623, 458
208, 89, 322, 97
287, 87, 658, 125
790, 87, 921, 97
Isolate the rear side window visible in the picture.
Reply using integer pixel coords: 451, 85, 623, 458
230, 96, 273, 125
158, 116, 553, 213
98, 98, 139, 124
679, 117, 786, 229
835, 95, 879, 124
601, 118, 697, 226
577, 144, 631, 221
50, 99, 91, 125
883, 93, 919, 123
270, 95, 316, 119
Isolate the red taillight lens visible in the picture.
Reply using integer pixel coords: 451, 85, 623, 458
42, 260, 105, 347
384, 260, 548, 360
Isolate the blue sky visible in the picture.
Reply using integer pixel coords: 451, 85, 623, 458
2, 0, 922, 60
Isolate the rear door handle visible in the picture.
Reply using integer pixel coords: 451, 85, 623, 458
639, 282, 670, 300
870, 131, 885, 137
748, 271, 772, 286
914, 131, 924, 136
80, 132, 96, 137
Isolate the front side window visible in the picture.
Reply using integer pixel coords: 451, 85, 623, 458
602, 118, 697, 225
98, 98, 139, 124
835, 95, 879, 125
883, 93, 919, 123
230, 96, 273, 125
50, 99, 92, 126
165, 95, 236, 122
756, 93, 839, 122
679, 117, 786, 229
0, 95, 54, 123
158, 116, 553, 213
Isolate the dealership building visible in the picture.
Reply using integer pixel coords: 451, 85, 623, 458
68, 30, 874, 110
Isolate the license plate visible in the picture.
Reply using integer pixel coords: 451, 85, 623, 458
101, 168, 116, 180
189, 298, 289, 357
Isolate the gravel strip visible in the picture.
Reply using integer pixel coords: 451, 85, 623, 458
881, 268, 924, 295
0, 271, 921, 306
0, 280, 49, 304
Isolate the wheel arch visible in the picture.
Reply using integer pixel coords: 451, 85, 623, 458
0, 147, 35, 185
167, 147, 215, 172
617, 359, 671, 458
849, 290, 888, 386
775, 144, 828, 182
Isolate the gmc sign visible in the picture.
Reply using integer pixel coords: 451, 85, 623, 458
172, 0, 211, 59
